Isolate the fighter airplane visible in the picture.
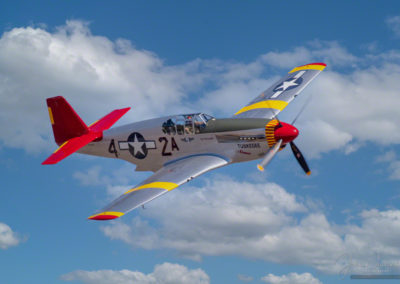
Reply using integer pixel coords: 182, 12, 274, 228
42, 62, 326, 220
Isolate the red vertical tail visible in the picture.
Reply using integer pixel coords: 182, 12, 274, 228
46, 96, 89, 145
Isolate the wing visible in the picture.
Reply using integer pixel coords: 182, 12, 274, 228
234, 62, 326, 119
88, 155, 229, 220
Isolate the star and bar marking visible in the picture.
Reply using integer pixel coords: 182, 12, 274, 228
118, 132, 156, 159
271, 70, 306, 98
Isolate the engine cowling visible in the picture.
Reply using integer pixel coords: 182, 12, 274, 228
265, 119, 299, 148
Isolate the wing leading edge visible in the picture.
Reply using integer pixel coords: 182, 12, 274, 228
89, 155, 229, 220
234, 62, 326, 119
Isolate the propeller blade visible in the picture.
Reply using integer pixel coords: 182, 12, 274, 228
257, 139, 283, 171
291, 95, 312, 125
290, 141, 311, 175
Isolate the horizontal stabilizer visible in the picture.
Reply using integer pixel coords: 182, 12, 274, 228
42, 132, 100, 165
89, 108, 131, 132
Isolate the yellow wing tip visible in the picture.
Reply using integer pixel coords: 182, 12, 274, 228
306, 171, 311, 176
88, 211, 124, 221
257, 164, 264, 172
290, 62, 327, 73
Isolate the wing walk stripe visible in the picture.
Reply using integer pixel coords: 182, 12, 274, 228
124, 182, 179, 195
235, 100, 288, 115
289, 63, 326, 73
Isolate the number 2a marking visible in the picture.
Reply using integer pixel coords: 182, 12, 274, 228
159, 137, 180, 156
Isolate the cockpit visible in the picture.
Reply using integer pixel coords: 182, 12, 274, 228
162, 113, 215, 135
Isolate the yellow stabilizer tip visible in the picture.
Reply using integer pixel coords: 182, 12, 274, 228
306, 171, 311, 176
257, 164, 264, 172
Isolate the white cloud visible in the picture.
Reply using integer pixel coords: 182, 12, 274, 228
61, 262, 209, 284
298, 120, 352, 158
0, 222, 21, 249
386, 16, 400, 37
261, 272, 322, 284
376, 150, 396, 163
99, 176, 400, 274
238, 274, 253, 282
73, 164, 148, 199
0, 21, 207, 153
376, 151, 400, 180
73, 166, 109, 186
389, 161, 400, 180
261, 41, 358, 69
100, 178, 309, 259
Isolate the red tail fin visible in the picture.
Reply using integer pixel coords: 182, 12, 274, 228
47, 96, 88, 145
43, 96, 130, 165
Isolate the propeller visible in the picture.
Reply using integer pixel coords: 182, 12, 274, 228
258, 99, 311, 175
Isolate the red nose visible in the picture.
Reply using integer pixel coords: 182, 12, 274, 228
274, 122, 299, 144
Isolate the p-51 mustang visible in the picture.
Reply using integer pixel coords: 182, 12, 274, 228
42, 63, 326, 220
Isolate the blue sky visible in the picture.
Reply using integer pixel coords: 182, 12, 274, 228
1, 1, 400, 284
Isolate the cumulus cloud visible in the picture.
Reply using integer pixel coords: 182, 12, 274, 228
375, 150, 400, 180
0, 21, 208, 153
261, 40, 358, 69
73, 166, 109, 186
99, 176, 400, 273
0, 222, 22, 249
61, 262, 209, 284
73, 164, 149, 199
386, 16, 400, 37
238, 274, 253, 282
100, 177, 308, 258
261, 272, 322, 284
299, 120, 352, 158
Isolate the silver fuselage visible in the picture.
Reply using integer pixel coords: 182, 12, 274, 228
79, 116, 272, 172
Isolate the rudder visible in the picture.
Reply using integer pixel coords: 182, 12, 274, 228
46, 96, 88, 145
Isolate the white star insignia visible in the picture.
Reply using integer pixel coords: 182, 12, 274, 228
278, 79, 298, 91
128, 134, 145, 155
